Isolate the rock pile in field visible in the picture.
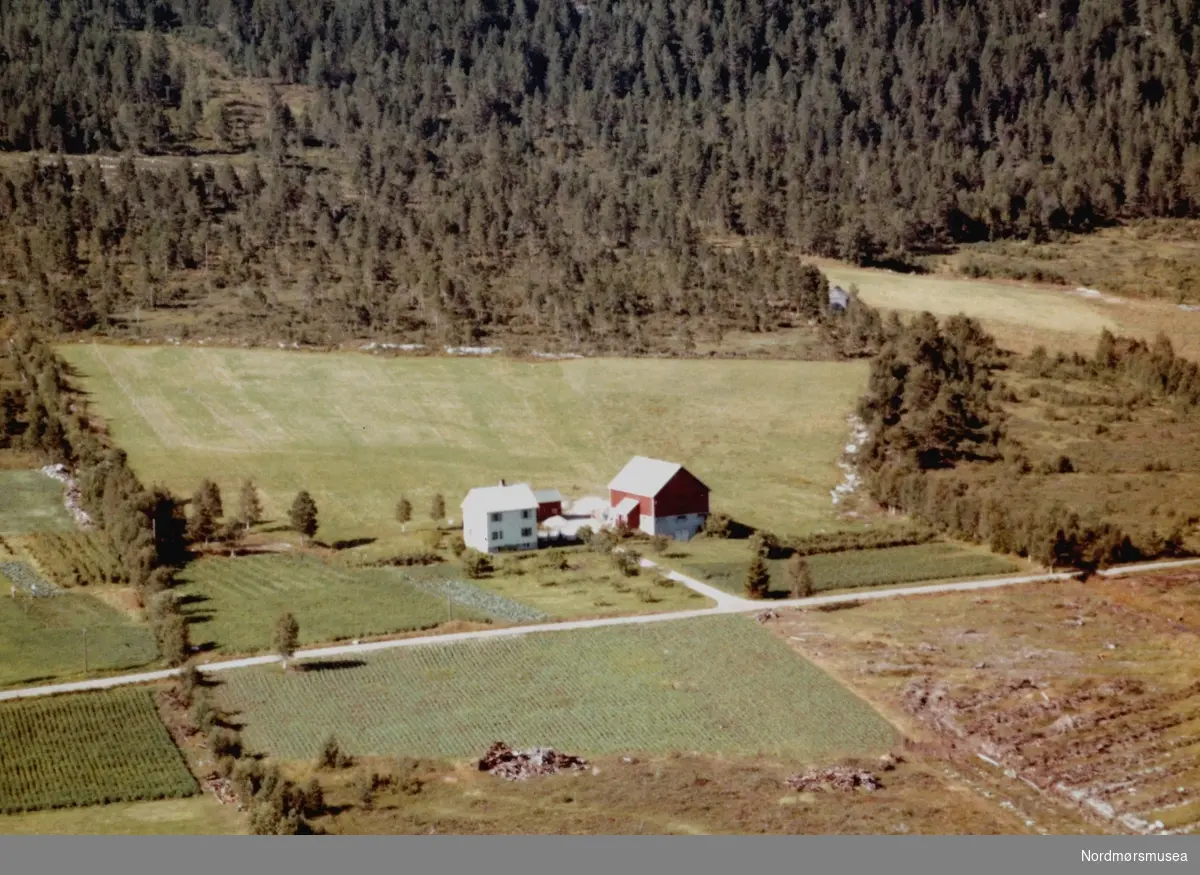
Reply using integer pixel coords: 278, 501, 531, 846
756, 608, 780, 623
478, 742, 588, 781
785, 766, 883, 792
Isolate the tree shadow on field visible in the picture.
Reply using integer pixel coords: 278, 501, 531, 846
299, 658, 367, 673
332, 537, 376, 551
175, 593, 209, 608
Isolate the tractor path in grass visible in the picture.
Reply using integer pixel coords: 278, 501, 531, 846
2, 557, 1199, 703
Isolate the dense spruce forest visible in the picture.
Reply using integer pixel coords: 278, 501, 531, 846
1, 0, 1199, 345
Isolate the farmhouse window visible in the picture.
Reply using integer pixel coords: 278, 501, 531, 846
521, 527, 533, 537
521, 509, 531, 519
677, 515, 687, 521
491, 512, 502, 522
490, 531, 501, 540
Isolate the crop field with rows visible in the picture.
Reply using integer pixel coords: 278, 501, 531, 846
23, 532, 125, 587
0, 471, 73, 536
178, 554, 514, 654
0, 585, 157, 688
217, 615, 898, 761
677, 541, 1021, 597
0, 688, 197, 813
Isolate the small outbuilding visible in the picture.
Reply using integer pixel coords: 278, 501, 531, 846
828, 285, 850, 311
607, 456, 710, 541
533, 488, 563, 523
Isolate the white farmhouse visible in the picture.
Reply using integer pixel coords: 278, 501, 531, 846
460, 481, 540, 554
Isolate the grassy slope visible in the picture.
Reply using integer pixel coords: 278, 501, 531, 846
0, 471, 74, 536
217, 614, 898, 761
58, 347, 868, 542
178, 554, 490, 654
472, 547, 712, 618
667, 539, 1022, 598
818, 260, 1200, 359
0, 588, 157, 688
0, 796, 243, 835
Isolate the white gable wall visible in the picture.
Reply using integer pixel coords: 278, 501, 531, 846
463, 505, 538, 554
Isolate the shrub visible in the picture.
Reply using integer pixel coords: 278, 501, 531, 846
744, 555, 770, 599
541, 549, 568, 570
649, 535, 670, 554
613, 550, 641, 577
462, 549, 493, 579
703, 513, 732, 539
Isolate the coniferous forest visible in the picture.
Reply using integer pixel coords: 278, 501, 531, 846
1, 0, 1198, 346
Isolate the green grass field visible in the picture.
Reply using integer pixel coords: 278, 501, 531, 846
672, 540, 1021, 597
58, 346, 868, 542
0, 796, 243, 835
0, 586, 157, 688
472, 548, 712, 618
179, 554, 502, 654
0, 688, 197, 813
0, 471, 74, 536
216, 614, 898, 761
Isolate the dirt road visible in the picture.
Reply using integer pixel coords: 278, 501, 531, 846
1, 557, 1196, 703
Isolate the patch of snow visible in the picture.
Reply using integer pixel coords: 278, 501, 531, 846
445, 346, 500, 355
362, 342, 426, 352
531, 351, 585, 360
1178, 304, 1200, 312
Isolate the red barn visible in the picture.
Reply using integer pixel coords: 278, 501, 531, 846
607, 456, 710, 541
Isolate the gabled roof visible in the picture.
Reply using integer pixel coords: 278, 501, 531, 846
533, 488, 563, 504
461, 482, 538, 514
608, 456, 706, 498
613, 496, 640, 517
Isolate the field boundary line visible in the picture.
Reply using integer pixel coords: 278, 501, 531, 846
2, 557, 1198, 703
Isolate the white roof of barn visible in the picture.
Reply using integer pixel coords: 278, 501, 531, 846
461, 482, 538, 514
608, 456, 685, 498
613, 496, 640, 516
533, 488, 563, 503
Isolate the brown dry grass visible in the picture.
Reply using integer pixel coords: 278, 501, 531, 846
767, 573, 1200, 834
283, 751, 1073, 835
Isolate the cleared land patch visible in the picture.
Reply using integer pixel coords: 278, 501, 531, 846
772, 573, 1200, 834
0, 688, 197, 813
671, 539, 1021, 598
0, 470, 74, 536
819, 260, 1200, 359
216, 614, 898, 761
57, 346, 869, 541
0, 583, 157, 688
178, 554, 501, 655
301, 751, 1074, 835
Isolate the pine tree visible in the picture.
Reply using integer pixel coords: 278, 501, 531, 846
787, 554, 814, 599
274, 611, 300, 669
238, 479, 263, 531
430, 493, 445, 522
395, 496, 412, 525
745, 555, 770, 599
288, 490, 318, 542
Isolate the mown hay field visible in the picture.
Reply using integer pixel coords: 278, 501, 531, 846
57, 346, 868, 542
0, 583, 157, 688
178, 554, 496, 654
0, 470, 74, 536
819, 260, 1200, 359
0, 688, 197, 813
672, 540, 1022, 598
217, 614, 898, 761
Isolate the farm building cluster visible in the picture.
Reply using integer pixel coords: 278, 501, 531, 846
460, 456, 711, 554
